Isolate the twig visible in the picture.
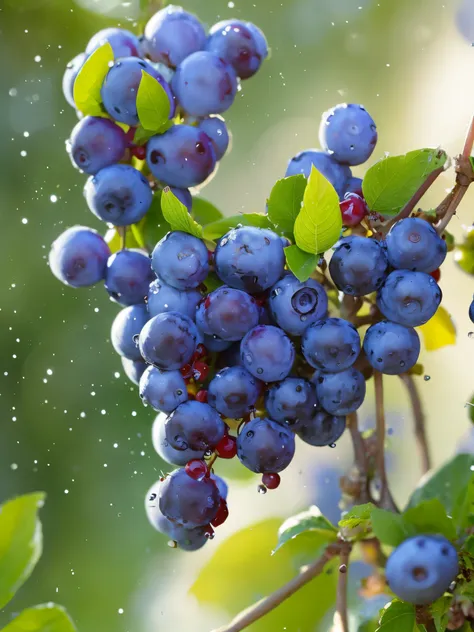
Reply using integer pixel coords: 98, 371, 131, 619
347, 412, 370, 503
373, 371, 399, 512
399, 373, 431, 474
462, 116, 474, 159
211, 544, 343, 632
435, 183, 467, 234
335, 548, 350, 632
119, 226, 127, 250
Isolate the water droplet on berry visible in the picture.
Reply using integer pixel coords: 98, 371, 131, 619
329, 443, 336, 448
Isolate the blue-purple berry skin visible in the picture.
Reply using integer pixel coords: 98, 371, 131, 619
285, 150, 352, 198
199, 332, 232, 352
315, 368, 366, 416
139, 311, 198, 370
265, 377, 319, 427
170, 187, 193, 213
206, 20, 267, 79
152, 412, 205, 465
164, 400, 226, 452
296, 410, 346, 447
151, 231, 209, 291
105, 250, 155, 306
86, 27, 140, 58
302, 318, 361, 372
49, 226, 111, 287
236, 417, 295, 473
147, 278, 201, 320
344, 176, 363, 196
63, 52, 87, 107
208, 366, 261, 418
196, 286, 259, 341
111, 304, 149, 360
329, 235, 389, 296
139, 366, 188, 412
385, 217, 448, 274
199, 116, 231, 160
470, 297, 474, 324
159, 467, 220, 527
363, 320, 421, 375
121, 357, 147, 385
67, 116, 127, 175
241, 325, 295, 382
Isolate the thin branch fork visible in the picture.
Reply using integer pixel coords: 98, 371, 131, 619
399, 373, 431, 474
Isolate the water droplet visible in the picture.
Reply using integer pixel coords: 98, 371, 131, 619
468, 332, 474, 338
424, 375, 431, 381
329, 443, 336, 448
257, 484, 267, 494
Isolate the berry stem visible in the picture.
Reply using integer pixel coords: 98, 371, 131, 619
119, 226, 127, 250
435, 182, 467, 235
206, 452, 218, 471
399, 373, 431, 474
335, 547, 350, 632
462, 116, 474, 159
347, 412, 370, 503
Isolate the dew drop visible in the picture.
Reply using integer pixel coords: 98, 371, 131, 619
257, 484, 267, 494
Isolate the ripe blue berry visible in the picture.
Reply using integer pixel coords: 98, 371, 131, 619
199, 333, 232, 352
199, 116, 231, 160
385, 218, 448, 273
159, 468, 221, 527
196, 286, 259, 341
208, 366, 261, 418
111, 304, 149, 360
344, 176, 363, 197
214, 226, 285, 293
147, 125, 216, 188
363, 320, 421, 375
285, 150, 351, 198
172, 51, 238, 117
206, 20, 267, 79
151, 231, 209, 290
241, 325, 295, 382
144, 6, 206, 68
84, 164, 153, 226
164, 400, 226, 452
121, 357, 147, 385
319, 103, 377, 166
105, 250, 154, 306
139, 311, 198, 369
269, 273, 328, 336
302, 318, 361, 372
152, 412, 205, 465
49, 226, 110, 287
296, 410, 346, 446
210, 473, 228, 500
329, 236, 389, 296
386, 535, 459, 605
85, 27, 140, 58
67, 116, 127, 175
377, 270, 442, 327
170, 187, 192, 213
314, 368, 366, 415
147, 278, 201, 320
62, 52, 86, 108
470, 297, 474, 323
237, 417, 295, 473
139, 366, 188, 413
265, 377, 318, 427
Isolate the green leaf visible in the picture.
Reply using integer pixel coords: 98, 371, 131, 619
266, 175, 306, 235
403, 499, 456, 540
375, 600, 416, 632
0, 493, 45, 609
274, 506, 337, 553
73, 43, 113, 116
104, 227, 142, 254
462, 534, 474, 556
417, 306, 456, 351
2, 603, 76, 632
371, 508, 413, 547
284, 245, 319, 282
362, 148, 447, 217
294, 165, 342, 254
202, 213, 273, 241
452, 470, 474, 532
468, 395, 474, 425
339, 503, 376, 531
191, 198, 224, 225
429, 596, 452, 632
136, 70, 171, 132
201, 271, 223, 293
133, 126, 159, 146
161, 187, 203, 238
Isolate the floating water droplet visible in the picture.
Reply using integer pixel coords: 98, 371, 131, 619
329, 443, 336, 448
424, 375, 431, 381
468, 332, 474, 338
257, 484, 267, 494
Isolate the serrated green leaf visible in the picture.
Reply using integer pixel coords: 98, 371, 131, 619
371, 508, 413, 547
375, 600, 416, 632
294, 165, 342, 254
274, 506, 337, 553
192, 198, 223, 225
2, 603, 76, 632
136, 70, 171, 132
429, 596, 452, 632
284, 245, 318, 282
202, 213, 273, 241
403, 499, 456, 540
0, 493, 45, 609
339, 503, 376, 531
161, 187, 202, 238
362, 149, 447, 217
73, 43, 113, 116
267, 174, 307, 235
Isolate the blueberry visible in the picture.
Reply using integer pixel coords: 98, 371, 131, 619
214, 226, 285, 293
152, 231, 209, 290
49, 226, 110, 287
172, 51, 238, 117
319, 103, 377, 166
105, 250, 155, 306
152, 412, 205, 465
302, 318, 361, 372
377, 270, 442, 327
86, 27, 141, 58
62, 52, 86, 108
139, 366, 187, 413
147, 278, 201, 319
329, 235, 389, 296
236, 417, 295, 473
315, 368, 366, 415
206, 20, 268, 79
144, 5, 206, 68
208, 366, 261, 418
265, 377, 318, 427
296, 410, 346, 446
285, 150, 352, 198
363, 320, 420, 375
147, 125, 217, 188
139, 311, 198, 370
159, 467, 221, 527
470, 296, 474, 323
196, 286, 259, 341
121, 357, 147, 385
199, 116, 231, 160
210, 473, 228, 500
198, 333, 232, 352
386, 535, 459, 604
164, 400, 226, 452
169, 187, 192, 213
241, 325, 295, 382
84, 164, 153, 226
67, 116, 127, 175
344, 176, 363, 197
385, 218, 448, 273
269, 273, 328, 336
111, 304, 149, 360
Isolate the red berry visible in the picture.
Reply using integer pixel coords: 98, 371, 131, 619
193, 361, 210, 383
430, 268, 441, 282
262, 473, 281, 490
207, 250, 214, 265
215, 435, 237, 459
180, 364, 193, 379
125, 127, 136, 145
340, 194, 368, 227
185, 459, 208, 480
196, 389, 208, 403
191, 343, 208, 363
131, 145, 146, 160
211, 499, 229, 527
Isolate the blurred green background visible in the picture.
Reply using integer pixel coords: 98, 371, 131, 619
1, 0, 474, 630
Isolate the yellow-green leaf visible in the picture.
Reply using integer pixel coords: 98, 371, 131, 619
294, 165, 342, 254
274, 505, 337, 553
417, 306, 456, 351
284, 245, 319, 282
267, 174, 307, 235
375, 600, 416, 632
73, 43, 113, 116
136, 70, 171, 132
202, 213, 272, 241
2, 604, 76, 632
161, 187, 202, 238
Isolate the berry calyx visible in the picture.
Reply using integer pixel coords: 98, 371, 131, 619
185, 459, 208, 480
215, 434, 237, 459
262, 472, 281, 490
211, 499, 229, 527
195, 389, 208, 403
340, 193, 368, 227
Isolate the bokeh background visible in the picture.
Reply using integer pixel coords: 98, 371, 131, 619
1, 0, 474, 630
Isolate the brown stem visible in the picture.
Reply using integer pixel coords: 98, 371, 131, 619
347, 412, 370, 503
211, 544, 342, 632
399, 374, 431, 474
462, 116, 474, 159
335, 548, 350, 632
373, 371, 399, 512
436, 184, 467, 234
